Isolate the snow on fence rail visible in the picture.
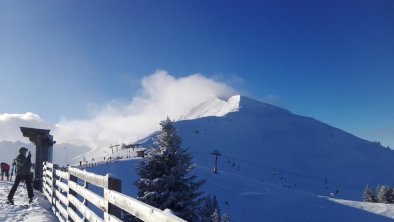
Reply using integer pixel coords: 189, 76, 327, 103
43, 161, 187, 222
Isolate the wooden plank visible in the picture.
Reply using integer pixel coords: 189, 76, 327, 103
55, 212, 65, 222
68, 195, 103, 222
105, 190, 187, 222
68, 208, 84, 222
43, 173, 49, 180
55, 169, 70, 180
54, 199, 68, 219
55, 189, 68, 206
43, 183, 52, 194
57, 214, 65, 222
44, 169, 53, 178
53, 207, 66, 222
44, 190, 52, 203
45, 161, 54, 169
55, 179, 69, 193
42, 176, 49, 185
67, 174, 78, 222
68, 181, 107, 210
69, 167, 107, 187
44, 190, 53, 200
43, 188, 50, 199
43, 180, 53, 191
103, 213, 123, 222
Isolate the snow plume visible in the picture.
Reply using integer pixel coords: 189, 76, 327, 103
0, 112, 53, 142
54, 70, 238, 149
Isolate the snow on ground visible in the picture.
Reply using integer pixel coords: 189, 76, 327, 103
87, 159, 394, 222
329, 197, 394, 220
0, 180, 57, 222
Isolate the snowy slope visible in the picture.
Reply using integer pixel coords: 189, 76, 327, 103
55, 94, 394, 221
88, 159, 394, 222
165, 95, 394, 200
180, 96, 240, 120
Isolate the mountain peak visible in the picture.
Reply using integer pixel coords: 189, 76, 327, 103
236, 95, 292, 117
181, 95, 291, 120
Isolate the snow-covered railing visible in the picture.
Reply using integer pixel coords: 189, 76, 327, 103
43, 161, 187, 222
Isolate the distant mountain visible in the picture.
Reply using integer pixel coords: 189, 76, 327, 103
0, 140, 90, 166
0, 140, 34, 165
138, 95, 394, 199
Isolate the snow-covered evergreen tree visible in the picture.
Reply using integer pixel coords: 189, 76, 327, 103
199, 195, 221, 222
221, 213, 231, 222
212, 195, 220, 216
135, 117, 205, 221
211, 208, 220, 222
363, 184, 375, 202
377, 185, 393, 203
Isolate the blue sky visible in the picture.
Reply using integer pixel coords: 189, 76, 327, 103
0, 0, 393, 148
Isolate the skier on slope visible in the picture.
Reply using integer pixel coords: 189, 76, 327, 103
1, 162, 10, 181
7, 147, 34, 204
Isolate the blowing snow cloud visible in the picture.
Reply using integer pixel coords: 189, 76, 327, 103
52, 70, 238, 148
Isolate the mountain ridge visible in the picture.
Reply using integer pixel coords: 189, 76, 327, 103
181, 95, 292, 120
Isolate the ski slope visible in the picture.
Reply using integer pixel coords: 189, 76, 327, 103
88, 159, 394, 222
0, 180, 57, 222
139, 95, 394, 200
86, 95, 394, 221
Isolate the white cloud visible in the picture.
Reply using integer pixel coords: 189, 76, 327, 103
0, 112, 53, 142
0, 71, 238, 148
53, 70, 238, 148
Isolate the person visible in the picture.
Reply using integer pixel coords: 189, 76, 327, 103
1, 162, 10, 180
7, 147, 34, 204
10, 159, 16, 180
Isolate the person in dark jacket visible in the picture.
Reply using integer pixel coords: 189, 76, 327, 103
1, 162, 10, 180
7, 147, 34, 204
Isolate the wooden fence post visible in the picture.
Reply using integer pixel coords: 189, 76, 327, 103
105, 175, 122, 220
83, 180, 89, 222
52, 164, 58, 207
67, 174, 78, 222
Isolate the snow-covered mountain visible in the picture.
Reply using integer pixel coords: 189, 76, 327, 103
139, 95, 394, 199
84, 95, 384, 221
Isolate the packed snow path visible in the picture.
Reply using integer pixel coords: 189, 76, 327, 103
0, 180, 58, 222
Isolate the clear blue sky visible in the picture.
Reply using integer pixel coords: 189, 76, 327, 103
0, 0, 393, 147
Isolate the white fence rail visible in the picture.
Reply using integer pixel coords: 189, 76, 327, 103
43, 161, 187, 222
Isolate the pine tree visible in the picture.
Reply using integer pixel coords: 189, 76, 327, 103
212, 195, 220, 216
211, 208, 220, 222
135, 117, 205, 221
199, 195, 221, 222
363, 184, 375, 202
221, 213, 231, 222
377, 185, 393, 203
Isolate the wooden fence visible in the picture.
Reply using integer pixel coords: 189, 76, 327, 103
43, 161, 187, 222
